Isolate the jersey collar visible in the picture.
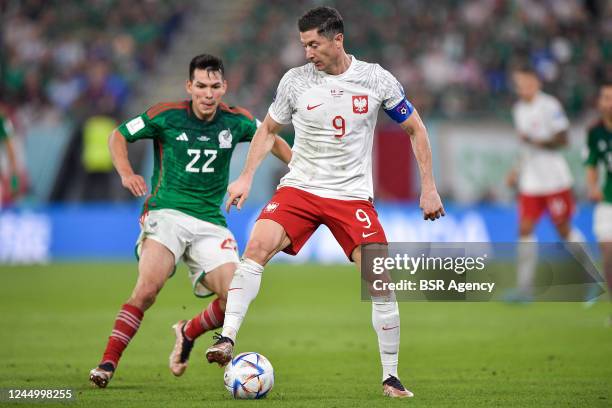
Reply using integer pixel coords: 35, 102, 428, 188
318, 54, 356, 79
188, 100, 220, 124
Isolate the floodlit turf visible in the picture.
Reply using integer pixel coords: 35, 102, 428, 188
0, 262, 611, 407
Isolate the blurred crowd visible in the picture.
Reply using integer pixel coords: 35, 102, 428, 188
223, 0, 611, 119
1, 0, 610, 204
1, 0, 188, 125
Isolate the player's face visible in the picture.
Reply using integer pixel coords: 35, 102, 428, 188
512, 72, 540, 101
299, 29, 342, 72
186, 69, 227, 120
598, 86, 612, 120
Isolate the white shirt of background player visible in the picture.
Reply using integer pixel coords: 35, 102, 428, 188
513, 91, 572, 195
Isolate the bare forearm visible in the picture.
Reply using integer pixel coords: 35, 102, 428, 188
412, 130, 436, 189
271, 135, 292, 165
541, 131, 567, 149
242, 115, 283, 178
401, 113, 435, 190
242, 132, 275, 178
586, 166, 599, 190
4, 138, 18, 175
108, 129, 135, 178
524, 131, 568, 149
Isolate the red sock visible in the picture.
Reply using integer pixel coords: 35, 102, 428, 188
184, 298, 224, 341
100, 304, 144, 369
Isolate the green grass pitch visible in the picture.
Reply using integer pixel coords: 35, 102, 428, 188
0, 262, 610, 407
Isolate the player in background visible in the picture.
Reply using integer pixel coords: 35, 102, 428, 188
205, 7, 444, 398
584, 82, 612, 324
89, 54, 291, 388
506, 67, 582, 301
0, 111, 22, 207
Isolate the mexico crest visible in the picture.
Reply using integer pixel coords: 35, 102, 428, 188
218, 129, 232, 148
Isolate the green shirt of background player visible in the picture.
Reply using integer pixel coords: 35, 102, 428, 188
89, 54, 292, 388
0, 113, 20, 203
584, 82, 612, 316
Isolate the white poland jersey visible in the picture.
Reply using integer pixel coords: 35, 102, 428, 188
268, 56, 406, 200
512, 91, 572, 195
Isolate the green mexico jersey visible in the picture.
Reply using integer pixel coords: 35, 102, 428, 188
118, 100, 257, 226
584, 121, 612, 203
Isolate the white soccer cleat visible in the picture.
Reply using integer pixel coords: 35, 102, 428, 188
169, 320, 194, 376
382, 375, 414, 398
89, 364, 114, 388
205, 333, 234, 367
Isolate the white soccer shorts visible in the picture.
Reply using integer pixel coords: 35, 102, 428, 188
593, 202, 612, 242
136, 209, 239, 297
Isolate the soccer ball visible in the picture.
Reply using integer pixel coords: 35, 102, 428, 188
223, 352, 274, 399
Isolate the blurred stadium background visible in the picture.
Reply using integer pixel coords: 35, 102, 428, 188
1, 0, 610, 263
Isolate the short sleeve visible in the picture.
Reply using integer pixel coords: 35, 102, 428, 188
117, 112, 158, 142
378, 66, 406, 111
584, 129, 600, 167
547, 97, 569, 134
239, 116, 259, 143
268, 70, 295, 125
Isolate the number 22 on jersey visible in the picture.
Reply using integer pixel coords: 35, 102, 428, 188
186, 149, 217, 173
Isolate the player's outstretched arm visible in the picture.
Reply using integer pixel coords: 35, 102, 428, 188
585, 166, 603, 202
108, 128, 147, 197
226, 114, 284, 212
399, 110, 445, 221
3, 136, 20, 195
270, 134, 292, 165
521, 130, 568, 149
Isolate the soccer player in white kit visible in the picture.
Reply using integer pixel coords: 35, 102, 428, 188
206, 6, 444, 398
506, 67, 582, 300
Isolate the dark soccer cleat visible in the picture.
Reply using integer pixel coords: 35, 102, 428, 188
89, 362, 115, 388
169, 320, 195, 376
205, 332, 234, 367
382, 375, 414, 398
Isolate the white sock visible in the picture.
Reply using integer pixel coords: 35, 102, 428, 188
372, 295, 400, 382
221, 258, 263, 342
518, 234, 537, 295
567, 228, 584, 243
563, 228, 600, 281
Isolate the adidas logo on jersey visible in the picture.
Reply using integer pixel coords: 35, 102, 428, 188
176, 132, 188, 141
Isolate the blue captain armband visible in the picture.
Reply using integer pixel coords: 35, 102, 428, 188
383, 98, 414, 123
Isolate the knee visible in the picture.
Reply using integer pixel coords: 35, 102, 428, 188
129, 283, 160, 310
556, 223, 571, 240
519, 223, 534, 237
602, 244, 612, 260
244, 238, 275, 265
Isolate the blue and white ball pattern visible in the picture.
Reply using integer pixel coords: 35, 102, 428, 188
224, 352, 274, 399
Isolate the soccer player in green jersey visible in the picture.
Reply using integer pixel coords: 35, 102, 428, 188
0, 112, 21, 206
89, 54, 292, 388
585, 82, 612, 324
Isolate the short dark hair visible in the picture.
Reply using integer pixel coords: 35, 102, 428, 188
600, 80, 612, 90
512, 64, 540, 79
189, 54, 224, 80
298, 6, 344, 39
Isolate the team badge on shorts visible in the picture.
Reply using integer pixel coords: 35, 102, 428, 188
264, 202, 279, 213
221, 238, 237, 251
218, 129, 233, 148
352, 95, 368, 114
